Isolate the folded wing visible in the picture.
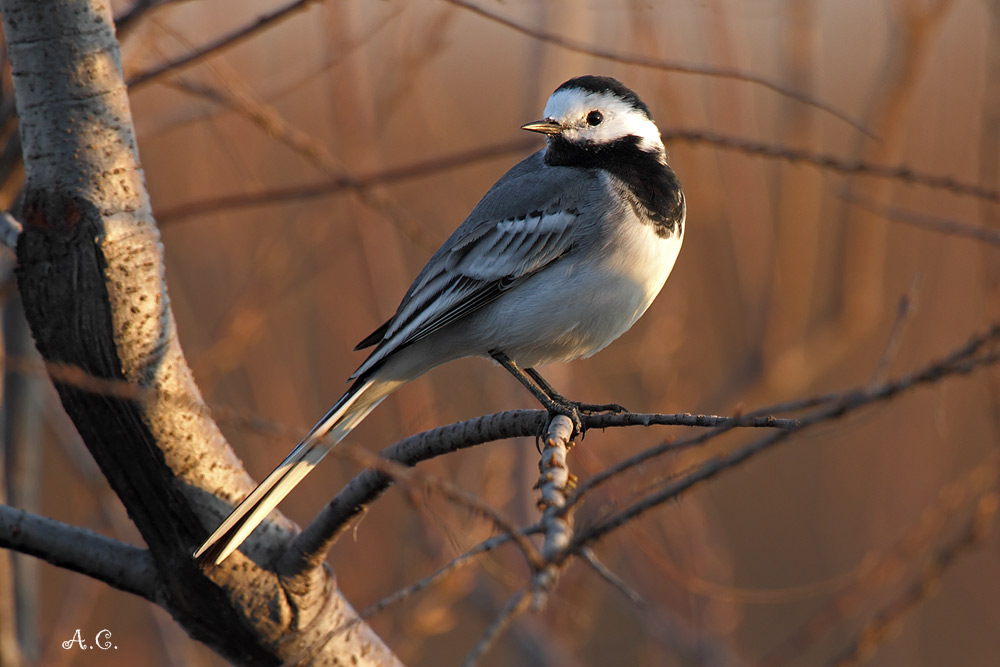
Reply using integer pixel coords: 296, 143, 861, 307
352, 205, 579, 377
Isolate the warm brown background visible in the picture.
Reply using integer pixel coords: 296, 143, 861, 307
9, 0, 999, 665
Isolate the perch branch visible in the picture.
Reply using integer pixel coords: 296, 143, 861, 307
537, 415, 575, 560
569, 323, 1000, 550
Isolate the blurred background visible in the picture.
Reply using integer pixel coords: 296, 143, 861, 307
1, 0, 999, 665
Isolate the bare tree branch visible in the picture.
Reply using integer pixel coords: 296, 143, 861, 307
323, 439, 546, 571
154, 137, 538, 225
275, 411, 546, 576
538, 415, 574, 560
580, 547, 646, 607
114, 0, 195, 38
155, 129, 1000, 228
568, 323, 1000, 551
462, 589, 532, 667
445, 0, 870, 135
6, 348, 801, 444
452, 416, 582, 666
361, 524, 542, 622
308, 523, 545, 652
662, 129, 1000, 203
868, 274, 922, 386
828, 491, 998, 667
842, 191, 1000, 247
0, 504, 156, 600
0, 2, 400, 663
138, 4, 406, 138
126, 0, 323, 89
763, 452, 1000, 667
278, 408, 793, 576
567, 409, 805, 511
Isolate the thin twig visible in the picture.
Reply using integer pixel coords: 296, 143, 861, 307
115, 0, 193, 38
664, 129, 1000, 203
567, 409, 802, 513
280, 409, 791, 576
445, 0, 869, 135
580, 547, 646, 607
842, 190, 1000, 247
584, 411, 798, 430
763, 452, 1000, 667
155, 130, 1000, 227
313, 524, 542, 648
142, 5, 405, 138
126, 0, 323, 89
1, 347, 799, 577
154, 138, 538, 225
159, 64, 349, 178
278, 410, 546, 575
569, 324, 1000, 549
461, 589, 531, 667
328, 439, 545, 571
161, 71, 436, 252
360, 525, 541, 621
869, 274, 922, 386
828, 491, 999, 667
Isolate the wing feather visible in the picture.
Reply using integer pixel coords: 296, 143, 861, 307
352, 206, 579, 377
350, 151, 601, 378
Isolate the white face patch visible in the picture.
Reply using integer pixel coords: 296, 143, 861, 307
542, 87, 664, 155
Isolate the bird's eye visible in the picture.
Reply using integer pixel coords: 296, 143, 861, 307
586, 110, 604, 126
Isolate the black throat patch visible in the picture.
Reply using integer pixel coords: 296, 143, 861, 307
544, 135, 684, 239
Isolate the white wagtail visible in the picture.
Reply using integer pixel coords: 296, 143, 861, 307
195, 75, 686, 564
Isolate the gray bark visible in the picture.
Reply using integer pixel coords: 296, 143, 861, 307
0, 1, 401, 664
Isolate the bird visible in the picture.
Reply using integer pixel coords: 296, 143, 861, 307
194, 75, 686, 565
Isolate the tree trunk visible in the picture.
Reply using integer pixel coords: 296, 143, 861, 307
0, 1, 401, 663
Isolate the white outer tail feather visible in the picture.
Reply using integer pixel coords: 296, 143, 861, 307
194, 378, 381, 565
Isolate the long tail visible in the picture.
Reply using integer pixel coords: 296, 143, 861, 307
194, 376, 391, 565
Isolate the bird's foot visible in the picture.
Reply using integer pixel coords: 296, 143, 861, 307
534, 381, 627, 418
571, 400, 627, 415
536, 394, 586, 440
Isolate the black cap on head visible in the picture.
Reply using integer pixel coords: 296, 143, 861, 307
554, 76, 651, 119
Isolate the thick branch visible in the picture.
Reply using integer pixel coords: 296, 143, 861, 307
278, 408, 792, 576
0, 504, 155, 600
537, 415, 574, 560
0, 2, 398, 664
279, 410, 545, 575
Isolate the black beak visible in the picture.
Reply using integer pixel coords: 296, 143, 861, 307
520, 118, 562, 135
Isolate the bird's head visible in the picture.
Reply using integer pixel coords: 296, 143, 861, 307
522, 75, 665, 162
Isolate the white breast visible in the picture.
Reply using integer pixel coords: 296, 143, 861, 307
470, 198, 683, 369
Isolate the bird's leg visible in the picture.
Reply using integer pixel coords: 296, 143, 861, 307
524, 367, 628, 415
490, 350, 585, 438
